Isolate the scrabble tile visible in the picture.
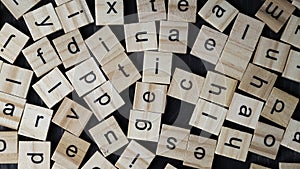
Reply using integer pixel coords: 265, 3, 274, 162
250, 163, 271, 169
293, 0, 300, 9
124, 22, 157, 52
1, 0, 40, 19
54, 0, 71, 6
0, 91, 26, 130
23, 3, 62, 41
102, 51, 141, 92
127, 109, 161, 142
55, 0, 94, 33
18, 104, 53, 141
0, 63, 33, 98
115, 140, 155, 169
199, 0, 239, 32
282, 50, 300, 83
85, 26, 124, 66
0, 132, 17, 164
133, 82, 167, 113
167, 0, 197, 22
279, 163, 300, 169
52, 29, 90, 68
165, 164, 177, 169
200, 71, 237, 107
19, 141, 51, 169
96, 0, 124, 25
159, 21, 188, 54
52, 97, 93, 136
189, 99, 227, 136
167, 68, 205, 104
215, 127, 252, 162
183, 135, 216, 169
255, 0, 295, 33
0, 23, 29, 63
22, 37, 62, 77
253, 36, 291, 73
81, 151, 116, 169
191, 25, 228, 65
156, 124, 190, 161
89, 116, 128, 157
33, 67, 73, 108
249, 122, 284, 160
281, 119, 300, 152
281, 15, 300, 49
52, 163, 66, 169
261, 87, 299, 128
238, 64, 277, 101
136, 0, 166, 22
83, 81, 125, 120
142, 51, 172, 84
226, 93, 264, 129
52, 131, 90, 168
66, 57, 106, 97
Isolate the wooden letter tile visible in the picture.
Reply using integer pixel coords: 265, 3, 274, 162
89, 116, 129, 157
293, 0, 300, 9
191, 25, 228, 65
83, 81, 125, 120
198, 0, 239, 32
165, 164, 177, 169
22, 37, 62, 77
96, 0, 124, 25
0, 63, 33, 98
52, 131, 90, 168
282, 50, 300, 83
143, 51, 172, 84
52, 29, 90, 68
124, 22, 157, 52
255, 0, 295, 33
159, 21, 188, 54
115, 140, 155, 169
261, 87, 299, 128
281, 119, 300, 152
226, 93, 264, 129
0, 132, 17, 164
33, 67, 74, 108
52, 163, 66, 169
167, 0, 197, 22
281, 15, 300, 49
238, 63, 277, 101
200, 71, 237, 107
23, 3, 62, 41
137, 0, 166, 22
133, 82, 167, 113
81, 151, 116, 169
189, 99, 227, 136
183, 135, 216, 169
0, 23, 29, 63
279, 163, 300, 169
156, 124, 190, 161
1, 0, 40, 19
250, 163, 271, 169
52, 97, 93, 136
19, 141, 51, 169
215, 127, 252, 162
55, 0, 94, 33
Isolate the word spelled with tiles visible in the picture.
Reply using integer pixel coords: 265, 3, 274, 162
0, 0, 300, 168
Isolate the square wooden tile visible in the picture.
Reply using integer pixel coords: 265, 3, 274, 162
66, 57, 106, 97
189, 99, 227, 136
89, 116, 128, 157
96, 0, 124, 25
23, 3, 62, 41
281, 15, 300, 49
52, 163, 66, 169
83, 81, 125, 120
0, 23, 29, 63
261, 87, 299, 128
136, 0, 166, 22
279, 163, 300, 169
200, 71, 237, 107
81, 151, 116, 169
1, 0, 40, 19
133, 82, 167, 113
0, 132, 17, 164
52, 131, 90, 168
250, 163, 271, 169
165, 164, 177, 169
143, 51, 172, 84
22, 37, 62, 77
52, 29, 90, 68
293, 0, 300, 9
191, 25, 228, 65
168, 0, 197, 22
215, 127, 252, 162
281, 119, 300, 153
198, 0, 239, 32
159, 21, 188, 54
282, 50, 300, 83
255, 0, 295, 33
33, 67, 74, 108
238, 63, 277, 101
52, 97, 93, 136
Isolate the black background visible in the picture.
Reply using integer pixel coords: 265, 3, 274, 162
1, 0, 300, 168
